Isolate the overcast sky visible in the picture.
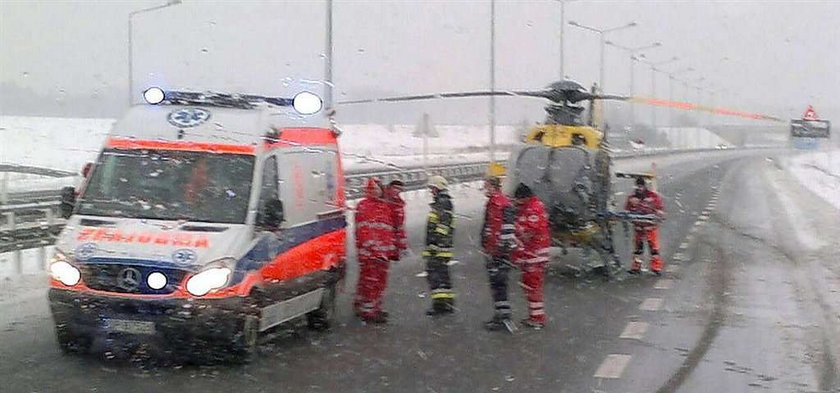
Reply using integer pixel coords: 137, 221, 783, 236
1, 0, 838, 123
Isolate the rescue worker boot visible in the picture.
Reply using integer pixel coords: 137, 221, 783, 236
520, 318, 545, 329
627, 256, 643, 274
484, 314, 516, 333
426, 299, 455, 316
650, 254, 663, 275
360, 311, 388, 325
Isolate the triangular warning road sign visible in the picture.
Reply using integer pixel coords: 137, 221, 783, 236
802, 105, 818, 120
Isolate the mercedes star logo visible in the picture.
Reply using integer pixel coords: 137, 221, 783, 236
117, 268, 141, 291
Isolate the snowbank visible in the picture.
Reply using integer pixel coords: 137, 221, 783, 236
657, 127, 731, 149
0, 116, 522, 191
788, 150, 840, 210
0, 116, 112, 173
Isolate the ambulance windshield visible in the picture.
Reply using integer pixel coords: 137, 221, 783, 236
77, 149, 255, 224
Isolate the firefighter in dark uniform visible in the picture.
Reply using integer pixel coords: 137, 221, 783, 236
423, 175, 456, 316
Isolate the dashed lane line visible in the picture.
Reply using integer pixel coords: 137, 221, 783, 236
639, 298, 664, 311
619, 322, 649, 340
654, 279, 674, 290
594, 354, 633, 379
665, 264, 680, 273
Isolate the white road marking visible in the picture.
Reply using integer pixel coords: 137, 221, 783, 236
698, 215, 709, 221
619, 322, 649, 340
679, 242, 689, 249
654, 279, 674, 289
665, 264, 679, 273
594, 354, 633, 379
672, 253, 685, 261
639, 298, 663, 311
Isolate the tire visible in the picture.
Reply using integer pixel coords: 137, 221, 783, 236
55, 323, 91, 355
307, 282, 338, 331
228, 314, 259, 364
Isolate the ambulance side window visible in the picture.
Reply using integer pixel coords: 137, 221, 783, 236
258, 156, 283, 227
260, 156, 279, 202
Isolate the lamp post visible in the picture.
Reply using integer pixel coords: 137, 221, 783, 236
556, 0, 581, 79
568, 20, 637, 90
489, 0, 496, 162
605, 40, 661, 128
667, 66, 694, 127
325, 0, 334, 114
128, 0, 182, 106
641, 56, 678, 132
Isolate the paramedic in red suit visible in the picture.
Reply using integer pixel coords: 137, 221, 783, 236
625, 177, 666, 275
511, 183, 551, 328
354, 178, 398, 324
383, 180, 407, 258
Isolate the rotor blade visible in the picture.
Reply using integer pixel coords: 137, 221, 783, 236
592, 94, 629, 101
338, 90, 547, 105
338, 88, 630, 105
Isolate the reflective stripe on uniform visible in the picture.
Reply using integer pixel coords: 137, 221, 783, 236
357, 222, 396, 230
428, 212, 439, 223
431, 291, 455, 300
435, 225, 450, 235
494, 301, 511, 309
528, 302, 544, 309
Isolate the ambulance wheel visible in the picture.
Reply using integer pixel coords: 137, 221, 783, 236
307, 282, 337, 331
229, 314, 259, 364
55, 324, 90, 354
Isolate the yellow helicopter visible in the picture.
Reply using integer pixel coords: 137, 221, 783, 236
340, 80, 659, 276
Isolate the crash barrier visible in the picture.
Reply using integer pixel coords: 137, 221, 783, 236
0, 146, 771, 271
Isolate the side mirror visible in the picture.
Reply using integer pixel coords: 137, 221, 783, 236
59, 186, 76, 219
257, 199, 284, 229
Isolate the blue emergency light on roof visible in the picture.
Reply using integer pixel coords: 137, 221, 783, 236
141, 87, 322, 115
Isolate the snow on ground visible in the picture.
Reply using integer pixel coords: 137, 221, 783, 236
658, 127, 731, 149
787, 150, 840, 210
0, 116, 522, 190
0, 116, 112, 173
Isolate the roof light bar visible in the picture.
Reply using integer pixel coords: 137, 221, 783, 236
142, 87, 323, 115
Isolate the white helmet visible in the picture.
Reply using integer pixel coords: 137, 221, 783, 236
427, 175, 448, 191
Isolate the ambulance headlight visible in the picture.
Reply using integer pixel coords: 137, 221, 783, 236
186, 259, 234, 297
49, 250, 81, 287
143, 87, 165, 105
147, 272, 167, 290
292, 91, 322, 115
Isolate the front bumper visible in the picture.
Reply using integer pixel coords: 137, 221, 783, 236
48, 288, 248, 343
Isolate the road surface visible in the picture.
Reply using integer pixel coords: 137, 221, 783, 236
0, 149, 837, 393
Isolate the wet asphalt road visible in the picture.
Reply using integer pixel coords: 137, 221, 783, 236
1, 149, 837, 393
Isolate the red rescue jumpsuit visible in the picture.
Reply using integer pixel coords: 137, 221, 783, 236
354, 179, 398, 319
512, 195, 551, 325
625, 188, 665, 272
383, 186, 407, 257
482, 190, 517, 319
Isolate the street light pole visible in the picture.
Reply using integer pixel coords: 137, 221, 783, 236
489, 0, 496, 162
567, 20, 637, 91
325, 0, 334, 113
128, 0, 182, 106
641, 56, 678, 132
668, 67, 694, 127
605, 40, 661, 128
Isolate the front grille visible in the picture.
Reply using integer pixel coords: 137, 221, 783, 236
80, 264, 188, 295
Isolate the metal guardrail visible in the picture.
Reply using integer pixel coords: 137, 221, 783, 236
0, 146, 757, 255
